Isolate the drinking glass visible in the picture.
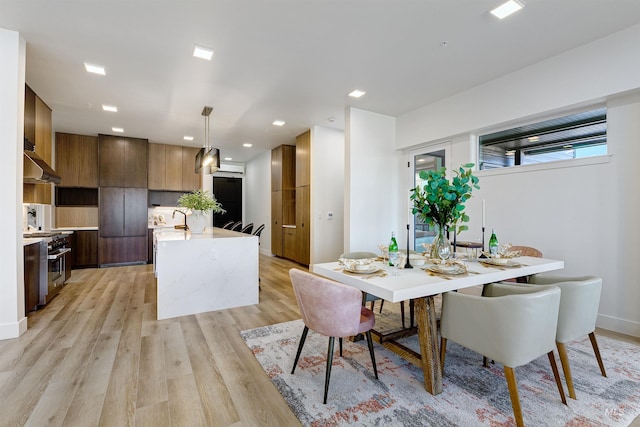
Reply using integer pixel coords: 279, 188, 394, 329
388, 251, 400, 276
435, 238, 451, 264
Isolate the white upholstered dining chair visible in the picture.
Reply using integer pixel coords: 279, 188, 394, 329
526, 274, 606, 399
440, 283, 566, 427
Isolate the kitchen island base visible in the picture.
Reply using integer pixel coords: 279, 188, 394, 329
155, 227, 259, 320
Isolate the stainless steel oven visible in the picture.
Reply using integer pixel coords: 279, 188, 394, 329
44, 235, 70, 304
25, 232, 71, 305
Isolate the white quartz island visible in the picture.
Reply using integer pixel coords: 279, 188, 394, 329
154, 227, 259, 320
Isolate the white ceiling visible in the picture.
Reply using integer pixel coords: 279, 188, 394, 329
2, 0, 640, 163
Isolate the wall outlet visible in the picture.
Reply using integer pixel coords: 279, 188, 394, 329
327, 212, 333, 220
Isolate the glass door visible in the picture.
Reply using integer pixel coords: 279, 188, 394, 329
412, 149, 446, 253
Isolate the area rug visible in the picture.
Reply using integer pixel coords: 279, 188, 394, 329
241, 319, 640, 426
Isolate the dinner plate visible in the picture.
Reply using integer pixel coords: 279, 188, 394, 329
480, 258, 521, 267
425, 263, 467, 275
344, 265, 381, 274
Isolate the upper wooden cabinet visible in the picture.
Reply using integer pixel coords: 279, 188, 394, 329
295, 130, 311, 187
23, 86, 53, 204
182, 146, 201, 191
165, 145, 183, 191
148, 143, 201, 191
55, 132, 99, 187
99, 134, 148, 188
271, 145, 295, 191
148, 143, 166, 190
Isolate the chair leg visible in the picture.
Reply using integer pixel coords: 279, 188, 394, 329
379, 299, 384, 313
400, 301, 406, 329
504, 366, 525, 427
365, 331, 378, 379
323, 337, 335, 404
291, 326, 309, 374
339, 337, 343, 357
589, 332, 607, 377
548, 350, 568, 405
439, 337, 447, 372
556, 342, 576, 399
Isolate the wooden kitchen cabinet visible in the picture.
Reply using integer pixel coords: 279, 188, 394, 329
55, 132, 99, 187
148, 143, 166, 190
295, 186, 310, 265
271, 191, 283, 256
283, 227, 297, 261
165, 145, 183, 190
99, 134, 148, 188
23, 86, 53, 205
99, 187, 148, 265
271, 145, 295, 257
148, 143, 201, 192
295, 130, 311, 187
24, 242, 41, 313
99, 187, 148, 237
182, 146, 201, 191
74, 230, 99, 268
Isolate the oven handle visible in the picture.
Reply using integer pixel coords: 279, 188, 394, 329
48, 248, 71, 260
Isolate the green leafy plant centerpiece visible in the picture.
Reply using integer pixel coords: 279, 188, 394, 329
410, 163, 480, 258
177, 189, 225, 233
178, 189, 225, 213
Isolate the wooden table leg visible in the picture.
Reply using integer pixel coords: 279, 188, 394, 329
415, 296, 443, 395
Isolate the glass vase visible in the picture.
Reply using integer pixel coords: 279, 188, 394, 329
430, 225, 451, 262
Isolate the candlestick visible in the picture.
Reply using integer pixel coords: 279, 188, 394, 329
404, 224, 413, 269
482, 199, 486, 228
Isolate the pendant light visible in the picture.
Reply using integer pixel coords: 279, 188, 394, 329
195, 106, 220, 174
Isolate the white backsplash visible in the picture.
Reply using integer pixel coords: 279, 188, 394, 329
148, 207, 187, 227
22, 204, 52, 232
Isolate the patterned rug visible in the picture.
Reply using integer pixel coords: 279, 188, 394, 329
241, 319, 640, 426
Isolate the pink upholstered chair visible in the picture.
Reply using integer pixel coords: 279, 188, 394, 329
289, 268, 379, 404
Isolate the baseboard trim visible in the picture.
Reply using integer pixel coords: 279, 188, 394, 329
597, 313, 640, 338
0, 316, 28, 340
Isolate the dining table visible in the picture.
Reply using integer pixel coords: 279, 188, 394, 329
312, 255, 564, 395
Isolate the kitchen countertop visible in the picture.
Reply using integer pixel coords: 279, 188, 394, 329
155, 227, 249, 242
23, 238, 44, 246
54, 227, 98, 231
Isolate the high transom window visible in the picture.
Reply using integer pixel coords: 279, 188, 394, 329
478, 107, 607, 170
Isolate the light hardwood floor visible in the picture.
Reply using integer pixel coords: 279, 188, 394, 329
1, 255, 638, 426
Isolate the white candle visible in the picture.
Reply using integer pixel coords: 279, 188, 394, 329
482, 200, 486, 228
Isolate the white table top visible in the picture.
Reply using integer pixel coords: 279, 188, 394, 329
155, 227, 253, 242
312, 256, 564, 303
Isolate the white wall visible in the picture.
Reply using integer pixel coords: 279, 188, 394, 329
344, 108, 403, 253
310, 126, 344, 263
397, 24, 640, 149
395, 26, 640, 337
0, 28, 27, 339
244, 151, 271, 253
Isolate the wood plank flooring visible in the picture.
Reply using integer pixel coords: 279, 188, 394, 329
0, 254, 638, 426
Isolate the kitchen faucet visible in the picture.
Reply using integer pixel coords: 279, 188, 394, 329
172, 209, 189, 230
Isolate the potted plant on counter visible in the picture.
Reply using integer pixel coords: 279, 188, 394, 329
410, 163, 479, 259
177, 189, 226, 233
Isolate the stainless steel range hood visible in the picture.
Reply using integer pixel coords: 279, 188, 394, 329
23, 151, 61, 184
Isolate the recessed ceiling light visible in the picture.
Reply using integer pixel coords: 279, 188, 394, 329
528, 136, 540, 142
243, 143, 253, 148
563, 145, 573, 149
112, 127, 124, 133
193, 45, 214, 60
505, 150, 516, 156
84, 62, 105, 75
102, 104, 117, 112
490, 0, 524, 19
184, 136, 194, 141
348, 89, 366, 98
224, 157, 232, 161
272, 120, 285, 126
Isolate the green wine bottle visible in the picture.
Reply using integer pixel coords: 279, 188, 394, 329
388, 232, 399, 266
489, 229, 499, 256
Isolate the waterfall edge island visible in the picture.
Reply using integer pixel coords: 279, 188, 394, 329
154, 227, 259, 320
